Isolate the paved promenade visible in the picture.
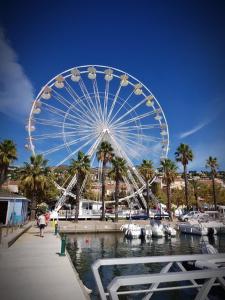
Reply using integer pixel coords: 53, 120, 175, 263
0, 226, 89, 300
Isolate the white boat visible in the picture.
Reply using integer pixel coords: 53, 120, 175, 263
163, 224, 176, 237
145, 225, 152, 238
151, 221, 165, 237
201, 242, 218, 254
120, 223, 151, 239
179, 220, 208, 236
122, 224, 143, 239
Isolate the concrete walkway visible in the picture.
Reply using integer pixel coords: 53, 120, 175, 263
0, 226, 89, 300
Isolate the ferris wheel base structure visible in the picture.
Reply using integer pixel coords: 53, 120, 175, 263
26, 65, 169, 212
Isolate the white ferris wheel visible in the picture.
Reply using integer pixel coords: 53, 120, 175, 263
26, 65, 169, 211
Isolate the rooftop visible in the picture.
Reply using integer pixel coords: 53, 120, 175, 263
0, 190, 30, 201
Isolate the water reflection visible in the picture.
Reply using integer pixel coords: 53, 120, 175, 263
66, 233, 225, 299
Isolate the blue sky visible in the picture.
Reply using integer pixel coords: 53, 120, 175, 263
0, 0, 225, 171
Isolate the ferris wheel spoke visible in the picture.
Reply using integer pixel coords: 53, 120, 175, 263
41, 100, 95, 128
93, 78, 104, 120
108, 90, 134, 125
106, 84, 122, 122
103, 80, 110, 122
41, 132, 96, 157
51, 90, 97, 127
64, 80, 100, 124
34, 117, 93, 131
41, 101, 85, 125
111, 110, 156, 129
110, 96, 148, 126
79, 78, 102, 123
35, 118, 77, 129
86, 132, 104, 156
32, 131, 77, 140
51, 88, 95, 125
116, 131, 162, 142
114, 135, 159, 156
32, 127, 96, 140
114, 124, 161, 132
56, 133, 99, 166
109, 133, 145, 185
51, 88, 76, 111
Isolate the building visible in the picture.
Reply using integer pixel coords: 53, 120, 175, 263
2, 179, 19, 193
0, 191, 30, 225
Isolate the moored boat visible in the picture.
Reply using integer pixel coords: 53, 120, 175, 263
163, 224, 176, 237
151, 221, 165, 237
179, 220, 208, 236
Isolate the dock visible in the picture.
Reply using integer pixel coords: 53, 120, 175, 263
0, 225, 89, 300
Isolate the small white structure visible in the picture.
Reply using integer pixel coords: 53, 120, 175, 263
79, 200, 102, 216
56, 199, 102, 219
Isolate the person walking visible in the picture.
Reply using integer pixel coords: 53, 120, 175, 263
38, 213, 46, 237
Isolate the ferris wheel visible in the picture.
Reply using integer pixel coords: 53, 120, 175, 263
26, 65, 169, 210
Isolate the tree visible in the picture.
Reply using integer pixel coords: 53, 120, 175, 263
206, 156, 219, 210
70, 151, 90, 223
109, 157, 128, 222
96, 141, 114, 221
139, 160, 155, 217
0, 139, 17, 188
161, 159, 177, 219
175, 143, 193, 210
189, 178, 200, 210
19, 155, 51, 220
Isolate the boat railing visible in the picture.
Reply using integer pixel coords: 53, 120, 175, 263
91, 253, 225, 300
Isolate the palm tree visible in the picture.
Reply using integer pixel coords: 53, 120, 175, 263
161, 159, 177, 219
190, 178, 200, 210
139, 160, 155, 218
175, 143, 193, 210
0, 139, 17, 188
206, 156, 219, 210
70, 151, 90, 223
19, 155, 50, 220
96, 141, 114, 221
109, 157, 128, 222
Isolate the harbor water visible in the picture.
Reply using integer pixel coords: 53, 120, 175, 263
66, 232, 225, 299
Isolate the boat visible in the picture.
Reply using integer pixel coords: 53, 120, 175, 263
201, 242, 218, 254
121, 224, 143, 239
145, 225, 152, 238
151, 220, 165, 237
178, 220, 208, 236
120, 223, 152, 239
163, 224, 176, 237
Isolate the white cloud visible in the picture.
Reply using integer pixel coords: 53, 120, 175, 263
179, 121, 209, 138
0, 29, 34, 120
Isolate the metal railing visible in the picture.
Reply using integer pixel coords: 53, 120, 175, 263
92, 254, 225, 300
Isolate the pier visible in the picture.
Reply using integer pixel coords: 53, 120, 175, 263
0, 224, 89, 300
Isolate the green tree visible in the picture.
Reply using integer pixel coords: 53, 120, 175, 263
70, 151, 90, 223
206, 156, 219, 210
175, 143, 193, 210
0, 139, 17, 188
139, 160, 155, 217
19, 155, 51, 220
109, 157, 128, 222
96, 141, 114, 221
161, 159, 178, 219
